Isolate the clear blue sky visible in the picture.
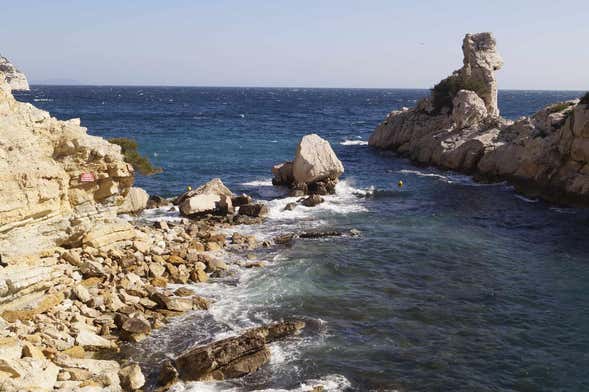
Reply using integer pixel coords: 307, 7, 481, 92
1, 0, 588, 90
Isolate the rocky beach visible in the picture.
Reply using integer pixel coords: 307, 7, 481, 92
2, 33, 589, 391
0, 67, 351, 391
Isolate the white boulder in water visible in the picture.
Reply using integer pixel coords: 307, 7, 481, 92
293, 134, 344, 184
272, 134, 344, 196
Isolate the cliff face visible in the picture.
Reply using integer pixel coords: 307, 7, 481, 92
369, 32, 589, 205
0, 71, 135, 258
0, 55, 29, 91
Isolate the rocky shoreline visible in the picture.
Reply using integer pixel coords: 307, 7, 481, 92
0, 177, 334, 391
369, 32, 589, 206
0, 60, 341, 391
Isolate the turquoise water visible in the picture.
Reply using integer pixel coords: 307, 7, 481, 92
15, 87, 589, 391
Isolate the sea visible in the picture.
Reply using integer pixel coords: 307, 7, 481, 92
14, 87, 589, 392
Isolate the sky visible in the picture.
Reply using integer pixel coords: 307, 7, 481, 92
1, 0, 588, 90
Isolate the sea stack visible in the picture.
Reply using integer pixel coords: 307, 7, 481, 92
272, 134, 344, 196
0, 55, 29, 91
369, 32, 589, 206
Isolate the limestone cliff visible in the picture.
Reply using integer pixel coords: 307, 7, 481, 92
369, 32, 589, 205
0, 55, 29, 91
0, 71, 135, 258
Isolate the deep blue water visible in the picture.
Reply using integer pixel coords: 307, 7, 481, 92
14, 87, 589, 392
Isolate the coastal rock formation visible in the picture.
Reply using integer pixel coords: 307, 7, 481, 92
293, 134, 344, 184
175, 178, 234, 217
0, 71, 134, 257
118, 187, 149, 214
458, 33, 503, 116
165, 321, 305, 385
0, 63, 277, 392
272, 134, 344, 195
368, 32, 589, 205
0, 55, 29, 91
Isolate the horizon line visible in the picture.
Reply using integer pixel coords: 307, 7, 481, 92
25, 83, 588, 93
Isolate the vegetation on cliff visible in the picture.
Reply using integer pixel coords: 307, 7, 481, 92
580, 92, 589, 105
431, 74, 488, 114
108, 137, 162, 175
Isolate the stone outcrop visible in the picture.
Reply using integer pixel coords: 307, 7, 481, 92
368, 32, 589, 205
118, 187, 149, 215
175, 178, 234, 217
0, 71, 134, 258
458, 33, 503, 116
0, 55, 29, 91
272, 134, 344, 195
164, 321, 305, 385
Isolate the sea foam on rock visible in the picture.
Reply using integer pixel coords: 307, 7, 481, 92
369, 32, 589, 205
160, 320, 305, 386
272, 134, 344, 197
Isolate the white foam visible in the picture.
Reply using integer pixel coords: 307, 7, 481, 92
515, 194, 538, 203
398, 169, 507, 187
265, 180, 369, 223
550, 207, 576, 214
241, 179, 274, 187
33, 98, 53, 102
174, 374, 352, 392
340, 139, 368, 146
397, 169, 448, 181
132, 205, 183, 223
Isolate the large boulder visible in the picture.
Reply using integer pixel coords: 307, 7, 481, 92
117, 187, 149, 214
168, 321, 305, 384
293, 134, 344, 184
452, 90, 488, 129
238, 203, 268, 217
271, 161, 294, 186
272, 134, 344, 195
180, 193, 223, 216
0, 358, 60, 391
174, 178, 232, 205
175, 178, 234, 217
0, 55, 29, 91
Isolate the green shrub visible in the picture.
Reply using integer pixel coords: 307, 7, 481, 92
548, 102, 575, 114
108, 137, 162, 176
431, 74, 488, 114
580, 92, 589, 105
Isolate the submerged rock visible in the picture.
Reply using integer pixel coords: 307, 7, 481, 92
146, 195, 170, 209
301, 194, 324, 207
168, 321, 305, 383
238, 203, 268, 217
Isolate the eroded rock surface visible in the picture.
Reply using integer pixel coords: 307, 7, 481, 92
368, 32, 589, 205
0, 72, 134, 257
272, 134, 344, 196
169, 321, 305, 384
0, 55, 29, 91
